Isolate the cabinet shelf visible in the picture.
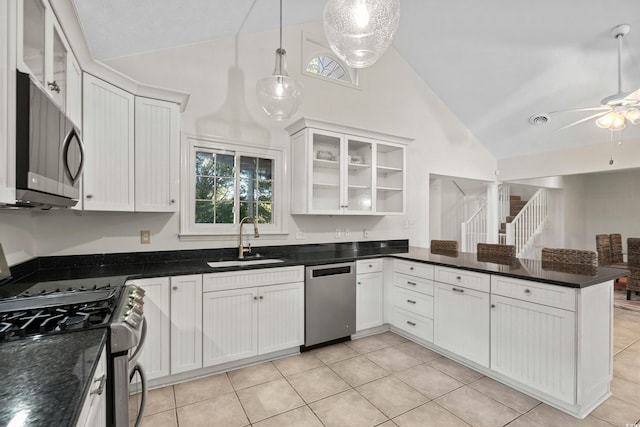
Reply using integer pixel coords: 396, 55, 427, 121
348, 185, 371, 190
377, 186, 403, 192
377, 165, 402, 173
313, 182, 340, 189
313, 159, 340, 169
349, 163, 370, 169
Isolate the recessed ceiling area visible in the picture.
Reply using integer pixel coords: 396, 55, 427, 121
72, 0, 640, 160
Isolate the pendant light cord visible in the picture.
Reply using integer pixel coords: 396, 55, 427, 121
279, 0, 283, 50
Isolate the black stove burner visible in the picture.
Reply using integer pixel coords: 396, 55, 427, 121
0, 288, 121, 342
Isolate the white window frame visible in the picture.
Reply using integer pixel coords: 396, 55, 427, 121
180, 135, 287, 240
302, 30, 361, 90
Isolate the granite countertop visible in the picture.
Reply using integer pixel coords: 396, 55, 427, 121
392, 247, 627, 288
0, 328, 107, 427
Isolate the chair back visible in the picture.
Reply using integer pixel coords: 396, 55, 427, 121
430, 240, 458, 252
595, 234, 612, 266
628, 238, 640, 267
610, 234, 624, 264
541, 248, 597, 267
477, 243, 515, 258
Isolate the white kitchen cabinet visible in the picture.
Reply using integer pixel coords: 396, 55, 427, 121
170, 274, 202, 375
76, 348, 107, 427
287, 118, 409, 215
17, 0, 79, 117
390, 260, 435, 342
356, 259, 384, 331
202, 266, 304, 368
0, 0, 16, 205
66, 54, 82, 130
129, 277, 171, 381
433, 266, 490, 368
135, 97, 180, 212
82, 73, 135, 211
491, 294, 576, 403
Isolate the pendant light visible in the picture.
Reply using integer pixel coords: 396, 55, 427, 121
323, 0, 400, 68
256, 0, 303, 121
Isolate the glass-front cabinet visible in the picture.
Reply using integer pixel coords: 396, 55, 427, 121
18, 0, 78, 120
288, 119, 408, 215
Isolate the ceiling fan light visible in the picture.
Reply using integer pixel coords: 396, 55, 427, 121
323, 0, 400, 68
625, 108, 640, 124
611, 112, 626, 130
596, 112, 616, 129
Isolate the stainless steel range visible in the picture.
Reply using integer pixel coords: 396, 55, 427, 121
0, 277, 147, 426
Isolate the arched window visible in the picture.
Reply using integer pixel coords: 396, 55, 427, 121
306, 55, 351, 83
302, 31, 360, 89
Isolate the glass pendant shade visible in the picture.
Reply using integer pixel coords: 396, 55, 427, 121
257, 48, 303, 121
596, 111, 626, 130
323, 0, 400, 68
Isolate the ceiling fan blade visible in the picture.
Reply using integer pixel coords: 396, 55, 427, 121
558, 111, 610, 130
548, 106, 610, 115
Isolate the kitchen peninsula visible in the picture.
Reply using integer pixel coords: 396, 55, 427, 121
0, 240, 624, 425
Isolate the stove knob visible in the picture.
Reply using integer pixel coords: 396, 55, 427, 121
125, 312, 143, 328
128, 304, 143, 316
129, 294, 144, 305
131, 286, 145, 297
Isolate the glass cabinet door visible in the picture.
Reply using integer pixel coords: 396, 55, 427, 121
345, 137, 373, 212
310, 130, 342, 212
51, 26, 67, 109
22, 0, 46, 85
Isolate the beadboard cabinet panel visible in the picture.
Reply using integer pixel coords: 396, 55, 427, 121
257, 282, 304, 354
170, 275, 202, 375
134, 97, 179, 212
82, 73, 134, 211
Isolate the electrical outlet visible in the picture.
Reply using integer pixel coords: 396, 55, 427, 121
344, 229, 350, 238
140, 230, 151, 244
296, 231, 305, 240
335, 228, 342, 238
363, 229, 369, 238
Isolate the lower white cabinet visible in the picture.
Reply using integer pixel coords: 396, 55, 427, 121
491, 294, 576, 404
170, 275, 203, 375
132, 277, 171, 380
356, 259, 384, 331
202, 282, 304, 367
76, 349, 107, 427
433, 282, 490, 367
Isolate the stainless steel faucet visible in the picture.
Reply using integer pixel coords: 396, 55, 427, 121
238, 217, 260, 258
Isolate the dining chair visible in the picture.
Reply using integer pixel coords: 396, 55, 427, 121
626, 238, 640, 300
430, 240, 458, 252
595, 234, 612, 266
477, 243, 516, 258
610, 234, 624, 264
541, 247, 598, 267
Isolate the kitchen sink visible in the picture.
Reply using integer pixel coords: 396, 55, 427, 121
207, 257, 286, 268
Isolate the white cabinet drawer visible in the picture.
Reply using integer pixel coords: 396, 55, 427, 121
357, 258, 383, 274
395, 260, 434, 279
491, 276, 576, 311
394, 287, 433, 318
434, 266, 490, 293
394, 273, 434, 295
203, 266, 304, 292
392, 307, 433, 342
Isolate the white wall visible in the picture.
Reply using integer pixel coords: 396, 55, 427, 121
1, 21, 497, 262
0, 210, 36, 264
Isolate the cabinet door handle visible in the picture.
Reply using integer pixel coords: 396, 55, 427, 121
86, 194, 93, 199
406, 299, 416, 304
406, 321, 416, 326
409, 266, 414, 270
491, 304, 496, 308
170, 199, 176, 204
259, 295, 264, 300
90, 374, 106, 396
407, 281, 416, 286
47, 80, 60, 93
452, 287, 464, 293
172, 286, 178, 291
368, 264, 373, 268
253, 296, 258, 300
357, 281, 361, 285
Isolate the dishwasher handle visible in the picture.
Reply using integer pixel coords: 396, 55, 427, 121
307, 262, 355, 278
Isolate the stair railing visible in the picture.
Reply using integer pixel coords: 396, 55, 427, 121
498, 184, 510, 225
461, 202, 487, 253
505, 189, 549, 257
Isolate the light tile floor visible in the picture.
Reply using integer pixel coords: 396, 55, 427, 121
130, 308, 640, 426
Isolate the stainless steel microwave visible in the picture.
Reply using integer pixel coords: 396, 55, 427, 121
13, 71, 85, 208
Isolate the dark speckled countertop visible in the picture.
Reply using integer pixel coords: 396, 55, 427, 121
0, 328, 107, 427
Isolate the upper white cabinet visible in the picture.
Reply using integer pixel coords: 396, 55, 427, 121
82, 73, 135, 211
135, 97, 179, 212
17, 0, 81, 125
287, 118, 409, 215
0, 0, 16, 205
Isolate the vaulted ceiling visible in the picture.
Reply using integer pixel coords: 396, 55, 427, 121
73, 0, 640, 159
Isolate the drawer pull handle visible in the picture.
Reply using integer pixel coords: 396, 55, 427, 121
524, 289, 531, 294
456, 276, 461, 280
406, 321, 416, 326
452, 287, 464, 293
407, 281, 417, 286
410, 266, 414, 270
406, 299, 416, 304
369, 264, 373, 268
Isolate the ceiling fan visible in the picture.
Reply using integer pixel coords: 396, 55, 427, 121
531, 24, 640, 131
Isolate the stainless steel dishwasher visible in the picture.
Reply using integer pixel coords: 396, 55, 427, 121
305, 262, 356, 348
